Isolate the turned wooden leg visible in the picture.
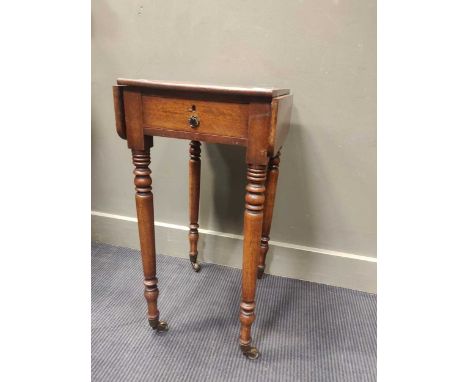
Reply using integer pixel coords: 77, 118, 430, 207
132, 149, 168, 332
188, 141, 202, 272
239, 164, 267, 359
258, 152, 281, 279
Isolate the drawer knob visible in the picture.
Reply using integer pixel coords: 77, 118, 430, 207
188, 115, 200, 128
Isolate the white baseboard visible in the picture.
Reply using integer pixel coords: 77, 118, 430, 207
91, 210, 376, 293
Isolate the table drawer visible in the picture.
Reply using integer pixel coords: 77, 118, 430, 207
141, 95, 249, 140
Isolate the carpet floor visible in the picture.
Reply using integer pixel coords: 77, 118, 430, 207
92, 242, 376, 382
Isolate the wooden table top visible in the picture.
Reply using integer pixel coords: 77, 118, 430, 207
117, 78, 290, 98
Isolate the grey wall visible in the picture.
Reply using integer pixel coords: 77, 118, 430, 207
92, 0, 376, 292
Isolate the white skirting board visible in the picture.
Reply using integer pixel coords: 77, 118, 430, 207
91, 211, 377, 293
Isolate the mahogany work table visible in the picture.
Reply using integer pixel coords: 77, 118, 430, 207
113, 78, 293, 359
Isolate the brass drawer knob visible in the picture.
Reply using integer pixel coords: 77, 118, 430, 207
188, 115, 200, 128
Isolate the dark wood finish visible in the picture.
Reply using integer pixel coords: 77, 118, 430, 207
113, 79, 292, 359
237, 101, 274, 359
269, 94, 294, 154
246, 102, 272, 165
258, 152, 281, 279
142, 95, 249, 140
113, 85, 126, 139
143, 127, 247, 146
132, 145, 167, 332
123, 89, 147, 150
239, 164, 267, 359
188, 141, 201, 272
117, 78, 290, 98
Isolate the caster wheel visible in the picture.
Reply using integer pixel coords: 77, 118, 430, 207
149, 319, 169, 332
191, 262, 201, 272
240, 345, 260, 360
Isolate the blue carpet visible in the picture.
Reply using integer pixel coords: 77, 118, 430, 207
92, 242, 376, 381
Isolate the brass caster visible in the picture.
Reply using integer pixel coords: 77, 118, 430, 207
191, 261, 201, 272
240, 344, 260, 360
149, 319, 169, 332
257, 266, 265, 279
